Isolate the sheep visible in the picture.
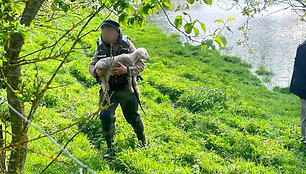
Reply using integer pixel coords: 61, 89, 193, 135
95, 48, 150, 101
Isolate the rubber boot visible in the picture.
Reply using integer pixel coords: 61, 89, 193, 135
103, 136, 115, 159
136, 132, 146, 147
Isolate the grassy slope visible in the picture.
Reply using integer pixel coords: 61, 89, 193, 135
1, 14, 305, 173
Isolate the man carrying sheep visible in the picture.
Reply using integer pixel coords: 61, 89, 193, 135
88, 19, 146, 159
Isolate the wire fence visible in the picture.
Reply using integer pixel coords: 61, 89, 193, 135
0, 96, 98, 174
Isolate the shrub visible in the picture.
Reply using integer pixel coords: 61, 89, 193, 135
272, 86, 290, 94
178, 86, 228, 113
69, 60, 97, 88
256, 66, 274, 76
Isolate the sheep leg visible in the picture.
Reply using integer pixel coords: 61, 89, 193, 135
101, 77, 110, 102
132, 76, 137, 93
128, 76, 138, 93
128, 77, 133, 93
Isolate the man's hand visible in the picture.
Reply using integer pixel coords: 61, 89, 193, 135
111, 62, 127, 75
96, 68, 106, 77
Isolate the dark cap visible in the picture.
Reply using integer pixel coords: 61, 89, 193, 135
101, 18, 120, 31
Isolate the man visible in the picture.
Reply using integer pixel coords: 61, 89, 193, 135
289, 39, 306, 148
89, 19, 146, 158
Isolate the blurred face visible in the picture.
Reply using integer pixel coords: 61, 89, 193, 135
101, 27, 118, 44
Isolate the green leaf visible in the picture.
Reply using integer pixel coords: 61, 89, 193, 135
0, 59, 2, 67
183, 12, 192, 22
228, 17, 235, 22
2, 57, 7, 62
163, 0, 172, 9
59, 2, 70, 13
215, 19, 224, 23
51, 2, 56, 11
184, 23, 194, 34
219, 35, 227, 46
184, 3, 190, 10
193, 27, 199, 36
118, 12, 129, 27
174, 15, 183, 29
142, 5, 150, 15
187, 0, 195, 4
14, 21, 20, 29
201, 22, 206, 33
41, 16, 47, 23
105, 0, 111, 8
226, 26, 232, 33
200, 43, 207, 52
175, 5, 181, 12
203, 0, 212, 5
62, 5, 69, 13
214, 35, 223, 49
78, 5, 86, 14
205, 39, 213, 47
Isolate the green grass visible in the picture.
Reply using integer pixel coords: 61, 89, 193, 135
0, 13, 305, 173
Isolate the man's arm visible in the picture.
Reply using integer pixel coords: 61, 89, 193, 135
89, 50, 98, 78
89, 50, 105, 81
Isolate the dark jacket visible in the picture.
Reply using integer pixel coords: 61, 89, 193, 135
289, 40, 306, 99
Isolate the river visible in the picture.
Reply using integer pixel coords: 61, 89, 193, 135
147, 0, 306, 89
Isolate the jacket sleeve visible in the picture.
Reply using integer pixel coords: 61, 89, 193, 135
89, 49, 99, 79
298, 43, 306, 73
127, 37, 136, 53
126, 38, 145, 77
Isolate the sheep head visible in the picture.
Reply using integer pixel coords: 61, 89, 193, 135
135, 48, 150, 60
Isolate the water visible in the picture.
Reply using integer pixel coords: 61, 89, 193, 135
148, 0, 306, 89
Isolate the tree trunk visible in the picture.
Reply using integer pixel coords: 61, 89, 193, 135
0, 124, 6, 172
4, 30, 27, 174
3, 0, 45, 173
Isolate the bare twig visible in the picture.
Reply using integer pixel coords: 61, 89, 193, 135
157, 0, 201, 43
4, 50, 76, 67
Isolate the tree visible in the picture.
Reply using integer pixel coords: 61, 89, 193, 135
1, 1, 46, 173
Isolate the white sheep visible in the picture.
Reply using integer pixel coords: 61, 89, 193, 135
95, 48, 150, 101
